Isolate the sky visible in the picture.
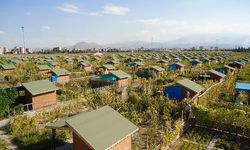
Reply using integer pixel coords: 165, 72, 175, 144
1, 0, 250, 48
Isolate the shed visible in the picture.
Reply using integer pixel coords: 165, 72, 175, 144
207, 69, 226, 82
37, 65, 51, 74
22, 80, 58, 109
150, 66, 165, 76
0, 64, 16, 71
51, 68, 71, 83
169, 63, 185, 72
177, 79, 205, 99
66, 106, 138, 150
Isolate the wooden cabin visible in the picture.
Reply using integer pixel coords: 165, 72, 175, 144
149, 66, 165, 76
207, 69, 226, 82
0, 64, 16, 73
37, 65, 51, 74
47, 106, 138, 150
22, 80, 58, 109
51, 68, 71, 83
177, 79, 205, 99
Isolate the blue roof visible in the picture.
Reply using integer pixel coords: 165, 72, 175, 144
94, 74, 117, 81
235, 82, 250, 91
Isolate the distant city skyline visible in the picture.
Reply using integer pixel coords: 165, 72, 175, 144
1, 0, 250, 48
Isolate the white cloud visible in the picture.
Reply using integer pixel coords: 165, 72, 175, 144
41, 26, 51, 30
25, 12, 32, 16
57, 4, 80, 14
57, 4, 100, 16
0, 31, 5, 34
102, 4, 129, 15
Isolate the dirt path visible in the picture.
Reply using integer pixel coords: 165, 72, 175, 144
0, 119, 19, 150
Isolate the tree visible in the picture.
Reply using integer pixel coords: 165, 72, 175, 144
0, 89, 17, 117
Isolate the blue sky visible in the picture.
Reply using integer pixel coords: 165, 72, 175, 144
1, 0, 250, 48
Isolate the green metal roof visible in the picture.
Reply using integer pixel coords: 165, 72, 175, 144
66, 106, 138, 150
1, 64, 16, 70
52, 68, 71, 76
22, 79, 59, 95
177, 78, 205, 93
208, 69, 226, 78
37, 65, 51, 71
110, 70, 130, 79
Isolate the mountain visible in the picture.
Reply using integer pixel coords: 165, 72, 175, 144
69, 34, 250, 49
71, 41, 103, 49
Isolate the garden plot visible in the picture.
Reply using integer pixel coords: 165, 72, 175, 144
173, 127, 250, 150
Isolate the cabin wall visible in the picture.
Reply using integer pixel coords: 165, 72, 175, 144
110, 135, 132, 150
73, 132, 92, 150
57, 75, 70, 83
116, 78, 129, 87
32, 91, 57, 109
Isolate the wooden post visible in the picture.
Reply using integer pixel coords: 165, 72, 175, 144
52, 129, 56, 150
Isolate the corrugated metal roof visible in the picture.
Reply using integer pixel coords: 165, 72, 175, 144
66, 106, 138, 150
110, 70, 130, 79
22, 79, 59, 95
52, 68, 71, 76
208, 69, 226, 78
177, 78, 205, 93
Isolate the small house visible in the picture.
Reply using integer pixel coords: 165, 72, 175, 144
106, 60, 120, 67
207, 69, 226, 82
101, 64, 117, 74
223, 65, 236, 75
149, 66, 165, 76
177, 79, 205, 99
169, 63, 185, 72
37, 65, 51, 74
228, 61, 243, 69
91, 70, 131, 88
22, 80, 58, 109
78, 62, 92, 72
51, 68, 71, 83
191, 59, 202, 67
129, 62, 145, 69
47, 106, 138, 150
157, 59, 168, 65
0, 64, 16, 72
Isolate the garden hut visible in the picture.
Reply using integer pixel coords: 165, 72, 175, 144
191, 59, 202, 67
0, 64, 16, 72
169, 62, 185, 72
223, 65, 236, 75
90, 70, 131, 88
177, 79, 205, 99
22, 80, 58, 109
37, 65, 51, 74
51, 68, 71, 83
207, 69, 226, 82
149, 66, 165, 76
46, 106, 138, 150
101, 64, 117, 74
78, 62, 92, 72
235, 82, 250, 104
228, 61, 243, 69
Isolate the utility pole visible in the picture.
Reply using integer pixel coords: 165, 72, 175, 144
21, 26, 26, 51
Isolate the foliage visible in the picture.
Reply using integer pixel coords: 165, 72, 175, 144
0, 88, 17, 117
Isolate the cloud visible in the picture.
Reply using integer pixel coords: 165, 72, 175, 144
102, 4, 129, 15
0, 31, 5, 34
57, 4, 100, 16
57, 4, 80, 14
41, 26, 51, 30
25, 12, 32, 16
